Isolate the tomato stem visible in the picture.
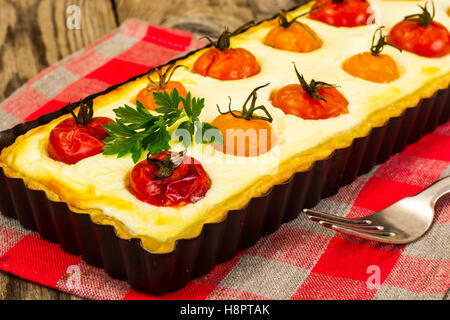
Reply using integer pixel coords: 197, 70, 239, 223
292, 63, 338, 102
277, 6, 319, 28
404, 0, 435, 28
202, 21, 255, 52
147, 63, 186, 91
370, 26, 402, 56
216, 83, 273, 123
276, 8, 320, 39
69, 99, 94, 126
146, 150, 185, 179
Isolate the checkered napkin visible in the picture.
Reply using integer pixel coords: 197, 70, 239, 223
0, 20, 449, 300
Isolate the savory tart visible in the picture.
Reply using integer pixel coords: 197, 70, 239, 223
1, 0, 449, 254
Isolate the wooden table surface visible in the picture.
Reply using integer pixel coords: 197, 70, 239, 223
0, 0, 299, 300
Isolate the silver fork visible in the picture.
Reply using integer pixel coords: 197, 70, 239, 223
303, 175, 450, 244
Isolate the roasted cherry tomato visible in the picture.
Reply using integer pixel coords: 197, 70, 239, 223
212, 84, 273, 157
272, 64, 348, 120
309, 0, 373, 27
193, 47, 260, 81
342, 27, 401, 83
136, 81, 187, 111
135, 64, 188, 111
272, 84, 348, 119
129, 151, 210, 207
265, 20, 322, 53
193, 27, 260, 80
48, 101, 114, 165
343, 52, 399, 83
212, 112, 273, 157
389, 21, 449, 58
388, 2, 449, 58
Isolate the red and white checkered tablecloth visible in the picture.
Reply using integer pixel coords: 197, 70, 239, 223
0, 20, 449, 300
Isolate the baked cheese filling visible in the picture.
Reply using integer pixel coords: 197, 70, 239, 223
2, 0, 450, 253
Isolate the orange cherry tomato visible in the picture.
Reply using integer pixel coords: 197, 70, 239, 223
135, 81, 187, 111
309, 0, 373, 27
388, 20, 450, 58
192, 47, 260, 80
342, 52, 400, 83
264, 23, 323, 52
272, 84, 349, 120
211, 112, 273, 157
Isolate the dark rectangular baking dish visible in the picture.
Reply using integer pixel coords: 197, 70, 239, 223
0, 0, 449, 294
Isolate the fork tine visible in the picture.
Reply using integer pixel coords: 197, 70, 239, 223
308, 216, 385, 231
318, 220, 396, 242
303, 209, 371, 225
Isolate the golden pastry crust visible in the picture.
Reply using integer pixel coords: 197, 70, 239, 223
1, 0, 450, 253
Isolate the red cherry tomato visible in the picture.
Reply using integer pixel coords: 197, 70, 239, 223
388, 20, 450, 58
272, 84, 349, 120
48, 117, 114, 165
129, 151, 211, 207
192, 47, 260, 80
309, 0, 373, 27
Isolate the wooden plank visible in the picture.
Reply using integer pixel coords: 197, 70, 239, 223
114, 0, 299, 38
0, 0, 117, 300
0, 272, 82, 300
0, 0, 117, 102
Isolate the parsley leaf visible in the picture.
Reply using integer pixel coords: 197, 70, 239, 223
102, 88, 222, 163
153, 89, 183, 126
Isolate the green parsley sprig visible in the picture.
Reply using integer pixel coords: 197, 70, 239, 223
102, 88, 221, 163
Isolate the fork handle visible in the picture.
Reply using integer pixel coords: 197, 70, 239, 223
415, 175, 450, 205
